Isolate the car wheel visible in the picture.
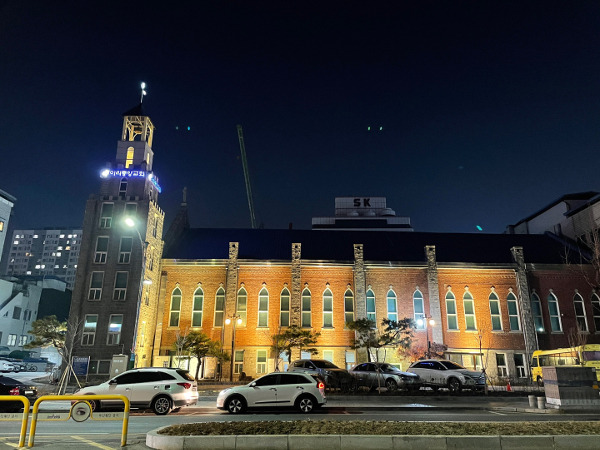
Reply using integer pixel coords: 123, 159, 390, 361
296, 395, 316, 413
88, 398, 101, 412
537, 376, 544, 387
385, 378, 398, 392
226, 396, 246, 414
448, 377, 462, 393
151, 395, 172, 415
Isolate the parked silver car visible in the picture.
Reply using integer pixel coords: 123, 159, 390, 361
75, 367, 198, 415
288, 359, 353, 389
408, 359, 486, 393
350, 362, 421, 392
0, 359, 17, 373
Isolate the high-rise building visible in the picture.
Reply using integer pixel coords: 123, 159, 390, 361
0, 189, 16, 266
69, 104, 164, 375
4, 228, 82, 289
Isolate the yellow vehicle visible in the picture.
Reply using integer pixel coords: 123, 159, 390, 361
531, 344, 600, 385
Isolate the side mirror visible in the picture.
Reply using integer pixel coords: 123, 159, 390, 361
109, 379, 117, 385
249, 381, 256, 387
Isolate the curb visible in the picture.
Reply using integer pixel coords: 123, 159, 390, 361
146, 430, 600, 450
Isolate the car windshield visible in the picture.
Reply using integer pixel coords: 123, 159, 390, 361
312, 360, 338, 369
380, 364, 398, 373
0, 376, 19, 385
440, 361, 467, 370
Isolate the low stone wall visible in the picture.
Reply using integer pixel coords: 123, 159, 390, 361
146, 430, 600, 450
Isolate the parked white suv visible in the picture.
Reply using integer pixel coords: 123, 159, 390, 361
408, 359, 486, 393
76, 367, 198, 415
217, 372, 326, 413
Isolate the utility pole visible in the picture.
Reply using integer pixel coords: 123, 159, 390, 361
236, 125, 257, 229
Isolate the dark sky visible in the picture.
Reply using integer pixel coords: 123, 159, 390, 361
2, 1, 600, 233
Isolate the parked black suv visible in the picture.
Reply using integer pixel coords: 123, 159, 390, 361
288, 359, 353, 390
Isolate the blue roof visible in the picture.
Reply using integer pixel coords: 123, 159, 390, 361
163, 228, 579, 265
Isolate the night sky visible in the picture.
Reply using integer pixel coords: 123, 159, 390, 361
2, 1, 600, 234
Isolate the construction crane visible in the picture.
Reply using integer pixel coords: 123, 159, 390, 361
236, 125, 257, 229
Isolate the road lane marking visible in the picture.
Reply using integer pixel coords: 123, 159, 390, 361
488, 410, 506, 416
0, 438, 18, 448
70, 435, 115, 450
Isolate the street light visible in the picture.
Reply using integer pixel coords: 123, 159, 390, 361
124, 217, 148, 368
417, 316, 436, 359
225, 314, 242, 382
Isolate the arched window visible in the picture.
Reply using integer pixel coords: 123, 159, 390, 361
463, 291, 477, 331
573, 292, 588, 332
323, 288, 333, 328
192, 287, 203, 327
366, 289, 376, 323
592, 293, 600, 332
445, 291, 458, 330
237, 287, 247, 326
258, 287, 269, 327
301, 288, 311, 327
126, 146, 134, 168
280, 287, 290, 327
548, 292, 562, 332
507, 291, 520, 331
489, 291, 502, 331
214, 287, 225, 327
386, 290, 397, 321
344, 288, 354, 324
413, 290, 425, 329
119, 178, 127, 196
169, 288, 181, 327
531, 292, 544, 332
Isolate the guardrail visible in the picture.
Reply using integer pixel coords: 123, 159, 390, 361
0, 395, 31, 447
27, 394, 130, 447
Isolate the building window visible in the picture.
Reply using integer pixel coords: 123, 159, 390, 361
152, 216, 158, 238
170, 288, 182, 327
573, 292, 588, 332
107, 315, 123, 345
344, 288, 354, 325
12, 306, 21, 320
237, 287, 247, 326
280, 288, 290, 327
345, 350, 355, 371
258, 287, 269, 327
94, 237, 109, 263
118, 237, 132, 264
366, 289, 376, 324
387, 290, 397, 321
548, 292, 562, 332
214, 287, 225, 327
18, 335, 27, 346
413, 290, 425, 329
144, 289, 149, 306
463, 291, 477, 331
124, 203, 137, 217
446, 291, 458, 330
507, 292, 520, 331
82, 314, 98, 346
592, 293, 600, 332
99, 203, 114, 228
256, 349, 267, 374
126, 146, 134, 168
7, 334, 17, 346
514, 353, 527, 378
301, 288, 311, 327
113, 271, 128, 300
88, 272, 104, 300
119, 178, 127, 196
531, 292, 544, 332
234, 350, 244, 374
496, 353, 508, 377
489, 292, 502, 331
323, 288, 333, 328
323, 350, 334, 363
192, 287, 203, 327
0, 220, 3, 232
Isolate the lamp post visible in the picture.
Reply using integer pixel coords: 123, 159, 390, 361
124, 217, 148, 369
225, 314, 242, 382
417, 316, 436, 359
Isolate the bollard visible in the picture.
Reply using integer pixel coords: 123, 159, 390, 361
528, 395, 536, 408
537, 396, 545, 409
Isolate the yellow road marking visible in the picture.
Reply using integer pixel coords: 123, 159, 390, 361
70, 435, 115, 450
0, 439, 18, 448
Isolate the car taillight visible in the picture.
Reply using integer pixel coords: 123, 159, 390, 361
177, 382, 192, 389
317, 382, 325, 389
9, 387, 19, 396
